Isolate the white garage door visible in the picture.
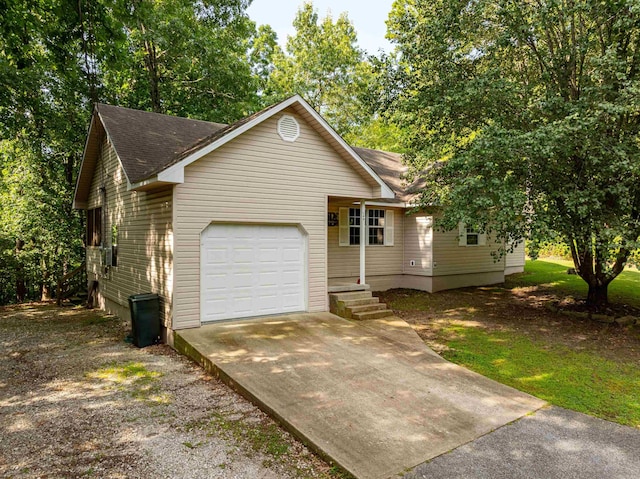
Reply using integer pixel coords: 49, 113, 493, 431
201, 224, 306, 322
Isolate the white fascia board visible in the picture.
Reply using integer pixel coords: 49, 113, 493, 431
296, 98, 396, 199
127, 175, 160, 191
73, 114, 98, 209
353, 201, 407, 208
157, 96, 302, 183
154, 95, 395, 199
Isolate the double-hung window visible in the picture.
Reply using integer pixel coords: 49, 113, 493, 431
367, 209, 385, 245
339, 207, 393, 246
458, 222, 486, 246
465, 227, 479, 245
348, 207, 361, 245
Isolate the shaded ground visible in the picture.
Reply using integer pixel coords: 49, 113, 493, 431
0, 303, 340, 479
508, 259, 640, 315
378, 284, 640, 364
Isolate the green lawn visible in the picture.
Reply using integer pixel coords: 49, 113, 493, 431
439, 324, 640, 427
381, 259, 640, 428
506, 258, 640, 309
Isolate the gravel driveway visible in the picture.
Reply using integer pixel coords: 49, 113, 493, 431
0, 303, 338, 479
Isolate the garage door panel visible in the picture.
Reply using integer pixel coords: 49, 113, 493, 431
258, 247, 279, 263
201, 224, 306, 322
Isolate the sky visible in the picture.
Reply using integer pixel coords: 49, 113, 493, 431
246, 0, 396, 55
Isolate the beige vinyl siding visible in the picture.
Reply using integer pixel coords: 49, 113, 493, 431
327, 205, 404, 279
432, 228, 504, 276
506, 241, 526, 268
505, 240, 526, 274
86, 138, 173, 325
403, 213, 433, 275
173, 108, 376, 329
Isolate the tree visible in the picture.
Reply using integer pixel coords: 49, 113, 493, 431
266, 2, 374, 137
101, 0, 259, 123
0, 0, 260, 304
1, 0, 91, 301
385, 0, 640, 307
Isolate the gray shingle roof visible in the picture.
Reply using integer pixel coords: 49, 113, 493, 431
95, 104, 416, 200
352, 147, 422, 202
96, 104, 226, 183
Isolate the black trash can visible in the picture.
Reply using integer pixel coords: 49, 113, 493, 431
128, 293, 160, 348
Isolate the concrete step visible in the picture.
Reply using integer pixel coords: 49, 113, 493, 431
347, 303, 388, 315
341, 297, 380, 308
329, 291, 373, 302
351, 309, 395, 321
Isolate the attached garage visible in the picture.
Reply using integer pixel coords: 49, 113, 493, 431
200, 224, 307, 322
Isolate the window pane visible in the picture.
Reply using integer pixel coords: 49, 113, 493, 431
350, 227, 360, 245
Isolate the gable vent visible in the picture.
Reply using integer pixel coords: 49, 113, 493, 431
277, 115, 300, 142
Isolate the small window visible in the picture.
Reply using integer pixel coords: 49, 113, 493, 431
87, 207, 102, 247
466, 228, 479, 245
459, 222, 486, 246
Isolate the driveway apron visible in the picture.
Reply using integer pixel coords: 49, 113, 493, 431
177, 313, 546, 479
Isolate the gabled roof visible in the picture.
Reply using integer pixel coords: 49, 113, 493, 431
97, 104, 226, 183
353, 147, 425, 203
74, 96, 399, 208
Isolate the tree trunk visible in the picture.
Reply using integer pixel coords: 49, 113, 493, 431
40, 258, 51, 301
15, 239, 26, 302
586, 283, 608, 308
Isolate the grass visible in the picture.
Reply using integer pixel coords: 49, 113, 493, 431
381, 257, 640, 428
437, 323, 640, 427
208, 412, 291, 461
183, 411, 355, 479
507, 258, 640, 308
86, 361, 171, 404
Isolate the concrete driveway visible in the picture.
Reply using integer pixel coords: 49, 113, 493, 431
176, 313, 545, 479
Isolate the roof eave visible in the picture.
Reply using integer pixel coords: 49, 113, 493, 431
151, 95, 395, 197
127, 175, 180, 192
73, 112, 100, 210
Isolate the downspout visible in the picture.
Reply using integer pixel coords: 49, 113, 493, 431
360, 200, 366, 285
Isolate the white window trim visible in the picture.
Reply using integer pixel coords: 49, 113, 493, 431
339, 208, 394, 247
458, 222, 486, 246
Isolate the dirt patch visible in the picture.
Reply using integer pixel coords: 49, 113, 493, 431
376, 287, 640, 363
0, 303, 341, 479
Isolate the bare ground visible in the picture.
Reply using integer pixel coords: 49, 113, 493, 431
0, 303, 340, 479
376, 286, 640, 364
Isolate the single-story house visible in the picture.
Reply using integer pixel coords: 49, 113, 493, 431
73, 95, 524, 341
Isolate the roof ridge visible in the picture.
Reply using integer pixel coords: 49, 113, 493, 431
96, 103, 228, 128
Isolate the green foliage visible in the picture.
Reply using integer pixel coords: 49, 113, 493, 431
100, 0, 259, 122
0, 0, 260, 304
526, 240, 572, 260
440, 324, 640, 427
385, 0, 640, 304
343, 117, 407, 153
265, 2, 375, 137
